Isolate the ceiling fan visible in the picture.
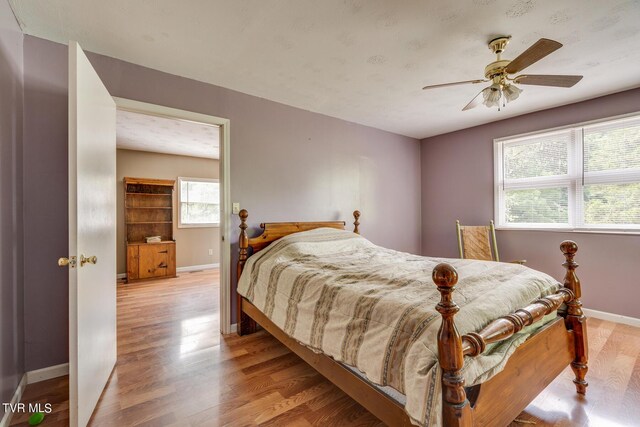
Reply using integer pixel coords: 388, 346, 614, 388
422, 36, 583, 111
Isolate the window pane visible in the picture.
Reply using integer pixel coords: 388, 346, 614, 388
179, 179, 220, 225
180, 180, 189, 198
181, 202, 220, 224
584, 121, 640, 173
505, 188, 568, 224
584, 182, 640, 225
184, 181, 218, 203
504, 135, 569, 179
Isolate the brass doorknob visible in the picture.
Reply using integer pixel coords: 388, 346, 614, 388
80, 255, 98, 266
58, 256, 77, 268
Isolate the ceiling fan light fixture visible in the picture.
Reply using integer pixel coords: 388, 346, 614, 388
482, 85, 502, 108
422, 35, 583, 112
503, 84, 522, 103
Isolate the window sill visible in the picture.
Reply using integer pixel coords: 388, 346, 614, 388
178, 224, 220, 229
495, 227, 640, 236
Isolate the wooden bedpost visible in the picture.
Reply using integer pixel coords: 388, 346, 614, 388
433, 263, 473, 427
353, 210, 361, 234
237, 209, 257, 336
560, 240, 589, 395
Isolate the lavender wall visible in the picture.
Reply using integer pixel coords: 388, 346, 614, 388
421, 88, 640, 319
22, 38, 69, 372
0, 1, 24, 415
22, 36, 421, 370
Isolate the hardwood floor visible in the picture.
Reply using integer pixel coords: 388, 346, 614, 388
9, 269, 640, 426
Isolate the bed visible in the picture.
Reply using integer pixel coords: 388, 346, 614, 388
235, 210, 588, 427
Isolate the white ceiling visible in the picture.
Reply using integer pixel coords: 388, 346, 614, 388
116, 110, 219, 159
10, 0, 640, 139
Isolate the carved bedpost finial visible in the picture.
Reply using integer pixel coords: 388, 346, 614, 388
353, 210, 361, 234
433, 263, 460, 367
238, 209, 249, 263
432, 263, 472, 426
561, 240, 580, 299
560, 240, 589, 395
433, 263, 458, 293
239, 209, 248, 237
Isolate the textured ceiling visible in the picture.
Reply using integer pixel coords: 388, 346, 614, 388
10, 0, 640, 138
117, 110, 219, 159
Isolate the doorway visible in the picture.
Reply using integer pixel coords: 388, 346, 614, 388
113, 98, 232, 335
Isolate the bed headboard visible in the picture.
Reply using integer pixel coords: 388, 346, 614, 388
238, 209, 360, 254
236, 209, 360, 335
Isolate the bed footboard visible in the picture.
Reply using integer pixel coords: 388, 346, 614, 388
433, 240, 588, 426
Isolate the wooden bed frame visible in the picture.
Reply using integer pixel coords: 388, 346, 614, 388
236, 209, 588, 426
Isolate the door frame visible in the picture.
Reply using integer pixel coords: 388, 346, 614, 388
113, 97, 232, 334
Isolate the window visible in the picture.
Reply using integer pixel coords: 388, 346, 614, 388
178, 177, 220, 228
495, 114, 640, 231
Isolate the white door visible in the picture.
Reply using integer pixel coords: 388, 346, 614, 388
68, 41, 117, 427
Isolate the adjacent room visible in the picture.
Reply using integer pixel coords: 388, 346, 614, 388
1, 1, 639, 427
115, 109, 221, 283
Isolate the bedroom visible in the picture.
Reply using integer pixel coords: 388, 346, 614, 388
1, 1, 639, 426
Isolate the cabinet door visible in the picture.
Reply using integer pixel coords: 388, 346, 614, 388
166, 243, 176, 277
139, 244, 169, 279
127, 245, 139, 281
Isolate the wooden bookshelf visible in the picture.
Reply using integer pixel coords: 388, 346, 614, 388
124, 177, 176, 283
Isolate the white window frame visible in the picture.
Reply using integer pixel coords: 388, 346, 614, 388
177, 177, 220, 228
494, 112, 640, 233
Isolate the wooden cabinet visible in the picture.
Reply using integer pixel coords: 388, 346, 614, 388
124, 177, 177, 283
127, 242, 176, 281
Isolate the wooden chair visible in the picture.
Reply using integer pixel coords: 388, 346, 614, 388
456, 220, 526, 264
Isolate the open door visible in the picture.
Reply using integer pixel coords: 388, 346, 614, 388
62, 41, 117, 427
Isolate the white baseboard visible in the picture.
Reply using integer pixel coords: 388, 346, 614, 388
26, 363, 69, 384
177, 263, 220, 273
0, 374, 26, 427
584, 308, 640, 328
117, 263, 220, 280
229, 323, 237, 334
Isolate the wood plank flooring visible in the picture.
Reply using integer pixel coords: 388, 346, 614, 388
9, 269, 640, 426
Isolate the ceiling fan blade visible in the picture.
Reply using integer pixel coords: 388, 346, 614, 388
462, 90, 485, 111
422, 79, 486, 90
505, 38, 563, 74
515, 74, 583, 87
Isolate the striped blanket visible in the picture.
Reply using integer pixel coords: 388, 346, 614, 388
237, 228, 561, 426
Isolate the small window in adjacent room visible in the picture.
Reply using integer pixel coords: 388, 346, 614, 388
178, 177, 220, 228
494, 114, 640, 232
